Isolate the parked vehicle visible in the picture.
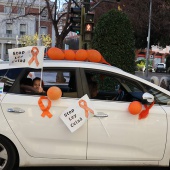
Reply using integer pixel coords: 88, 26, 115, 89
155, 63, 166, 73
1, 60, 170, 169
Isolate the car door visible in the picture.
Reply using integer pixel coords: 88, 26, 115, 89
82, 69, 167, 161
1, 67, 87, 159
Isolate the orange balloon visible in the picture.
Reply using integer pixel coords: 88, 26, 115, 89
87, 50, 102, 63
47, 47, 65, 60
75, 49, 88, 61
128, 101, 142, 115
47, 86, 62, 100
100, 56, 111, 65
64, 50, 76, 60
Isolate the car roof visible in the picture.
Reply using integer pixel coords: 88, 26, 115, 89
0, 60, 122, 72
43, 60, 123, 71
1, 60, 170, 95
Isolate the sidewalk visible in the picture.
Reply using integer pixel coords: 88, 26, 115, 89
135, 71, 170, 80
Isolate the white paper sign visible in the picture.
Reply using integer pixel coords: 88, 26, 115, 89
8, 46, 45, 68
0, 83, 4, 101
60, 94, 95, 132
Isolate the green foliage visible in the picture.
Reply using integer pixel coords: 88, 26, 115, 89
166, 55, 170, 71
136, 60, 145, 71
92, 9, 135, 74
135, 59, 153, 71
135, 59, 145, 65
20, 33, 52, 47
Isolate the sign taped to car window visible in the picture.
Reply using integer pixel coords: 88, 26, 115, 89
60, 94, 96, 132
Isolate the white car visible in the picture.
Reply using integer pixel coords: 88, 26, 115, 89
155, 63, 166, 73
1, 60, 170, 169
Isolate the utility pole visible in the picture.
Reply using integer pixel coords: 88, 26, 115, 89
37, 0, 41, 46
146, 0, 152, 78
79, 7, 85, 49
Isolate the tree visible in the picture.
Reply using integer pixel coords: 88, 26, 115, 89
93, 0, 170, 49
165, 54, 170, 73
19, 33, 52, 47
92, 9, 135, 73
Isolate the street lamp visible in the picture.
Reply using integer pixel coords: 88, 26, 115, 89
145, 0, 152, 78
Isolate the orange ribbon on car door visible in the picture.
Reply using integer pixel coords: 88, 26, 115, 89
38, 96, 53, 118
79, 99, 94, 118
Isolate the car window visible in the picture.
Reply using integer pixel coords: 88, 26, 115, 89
19, 69, 78, 98
85, 71, 126, 101
85, 70, 133, 101
143, 84, 170, 105
157, 64, 164, 68
120, 79, 143, 92
84, 69, 170, 105
0, 68, 23, 92
85, 71, 144, 102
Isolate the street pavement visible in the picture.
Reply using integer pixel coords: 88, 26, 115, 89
135, 71, 170, 80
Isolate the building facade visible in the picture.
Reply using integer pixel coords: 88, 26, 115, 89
0, 0, 53, 60
136, 45, 170, 69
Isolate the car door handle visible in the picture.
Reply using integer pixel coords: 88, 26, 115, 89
94, 112, 108, 117
7, 108, 25, 113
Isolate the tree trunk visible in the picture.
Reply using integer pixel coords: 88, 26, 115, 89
55, 35, 65, 49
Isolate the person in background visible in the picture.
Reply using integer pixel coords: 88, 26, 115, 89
56, 72, 66, 83
88, 80, 98, 99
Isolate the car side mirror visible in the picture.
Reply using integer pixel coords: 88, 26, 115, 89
142, 92, 154, 103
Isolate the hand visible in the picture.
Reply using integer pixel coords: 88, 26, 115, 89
38, 87, 45, 93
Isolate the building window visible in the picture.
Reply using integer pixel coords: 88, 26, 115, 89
18, 7, 25, 15
6, 23, 12, 37
4, 6, 12, 13
41, 9, 48, 19
6, 44, 12, 54
20, 24, 26, 35
40, 26, 47, 35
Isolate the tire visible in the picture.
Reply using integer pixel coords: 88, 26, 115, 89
0, 136, 17, 170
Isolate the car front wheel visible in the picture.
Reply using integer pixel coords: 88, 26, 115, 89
0, 136, 17, 170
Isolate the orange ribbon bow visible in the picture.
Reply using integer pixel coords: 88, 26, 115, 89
138, 102, 154, 120
38, 96, 53, 118
79, 99, 94, 118
28, 47, 39, 66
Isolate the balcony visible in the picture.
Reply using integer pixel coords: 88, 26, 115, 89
0, 34, 18, 38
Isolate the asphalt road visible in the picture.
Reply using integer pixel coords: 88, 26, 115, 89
19, 71, 170, 170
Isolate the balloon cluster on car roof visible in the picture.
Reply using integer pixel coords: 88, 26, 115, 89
47, 47, 110, 65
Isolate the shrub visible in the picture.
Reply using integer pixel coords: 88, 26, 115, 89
92, 9, 135, 74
